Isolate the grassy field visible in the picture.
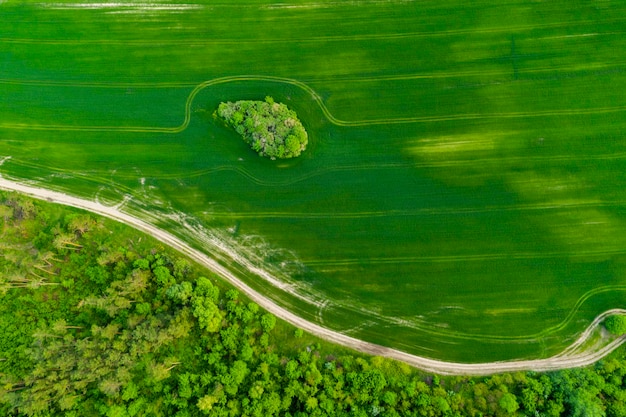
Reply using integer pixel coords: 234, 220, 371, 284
2, 0, 626, 362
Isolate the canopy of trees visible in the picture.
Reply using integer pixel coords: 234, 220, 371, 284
217, 97, 308, 160
605, 315, 626, 335
2, 191, 626, 417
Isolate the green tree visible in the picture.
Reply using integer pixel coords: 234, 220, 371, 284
166, 281, 193, 305
499, 392, 519, 414
260, 314, 276, 333
604, 315, 626, 335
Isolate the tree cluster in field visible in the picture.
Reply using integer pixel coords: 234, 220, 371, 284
216, 97, 308, 160
2, 192, 626, 417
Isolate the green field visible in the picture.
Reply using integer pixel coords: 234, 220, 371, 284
2, 0, 626, 363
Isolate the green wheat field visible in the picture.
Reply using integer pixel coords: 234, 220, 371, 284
2, 0, 626, 362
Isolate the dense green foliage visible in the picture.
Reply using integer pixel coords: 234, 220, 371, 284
604, 316, 626, 335
217, 97, 308, 159
2, 193, 626, 417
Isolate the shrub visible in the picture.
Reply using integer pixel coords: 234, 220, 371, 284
604, 315, 626, 335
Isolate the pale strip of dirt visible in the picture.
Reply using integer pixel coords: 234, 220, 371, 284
1, 175, 624, 376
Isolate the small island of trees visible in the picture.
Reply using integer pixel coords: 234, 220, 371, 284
216, 97, 308, 160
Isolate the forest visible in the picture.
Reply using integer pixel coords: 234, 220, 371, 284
1, 191, 626, 417
216, 96, 308, 160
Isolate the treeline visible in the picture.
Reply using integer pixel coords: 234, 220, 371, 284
1, 191, 626, 417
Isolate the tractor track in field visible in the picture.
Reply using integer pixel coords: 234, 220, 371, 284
1, 174, 625, 376
4, 75, 626, 133
3, 15, 626, 45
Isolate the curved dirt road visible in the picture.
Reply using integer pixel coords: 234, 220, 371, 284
1, 176, 624, 376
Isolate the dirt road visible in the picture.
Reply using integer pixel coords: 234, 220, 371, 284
1, 176, 624, 376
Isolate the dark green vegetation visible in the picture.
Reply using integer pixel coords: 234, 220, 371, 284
604, 316, 626, 336
3, 193, 626, 417
1, 0, 626, 362
217, 97, 308, 159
